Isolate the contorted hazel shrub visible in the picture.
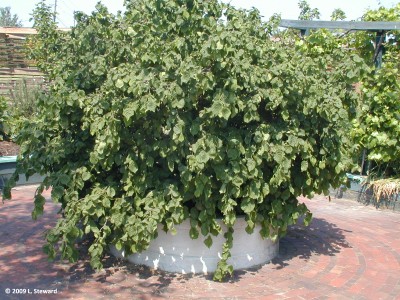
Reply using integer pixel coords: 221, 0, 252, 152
4, 0, 365, 280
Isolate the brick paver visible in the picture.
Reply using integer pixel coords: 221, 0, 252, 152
0, 185, 399, 299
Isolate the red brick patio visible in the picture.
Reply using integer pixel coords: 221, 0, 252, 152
1, 185, 399, 299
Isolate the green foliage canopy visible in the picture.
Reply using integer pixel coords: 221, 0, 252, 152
4, 0, 365, 280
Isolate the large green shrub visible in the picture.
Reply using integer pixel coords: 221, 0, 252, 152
4, 0, 364, 280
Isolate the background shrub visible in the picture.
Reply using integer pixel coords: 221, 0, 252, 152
6, 79, 43, 138
351, 4, 400, 178
0, 96, 8, 141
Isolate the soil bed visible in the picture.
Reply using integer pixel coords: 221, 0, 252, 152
0, 141, 20, 156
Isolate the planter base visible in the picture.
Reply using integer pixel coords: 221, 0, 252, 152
110, 218, 279, 274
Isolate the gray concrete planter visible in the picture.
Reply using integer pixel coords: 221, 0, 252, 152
110, 218, 279, 275
0, 156, 44, 189
346, 173, 366, 192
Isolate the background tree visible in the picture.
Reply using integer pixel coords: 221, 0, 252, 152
331, 8, 346, 21
0, 7, 23, 27
298, 0, 320, 20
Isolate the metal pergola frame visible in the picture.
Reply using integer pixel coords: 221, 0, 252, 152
279, 19, 400, 68
279, 20, 400, 32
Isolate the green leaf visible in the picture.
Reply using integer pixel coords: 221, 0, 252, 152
115, 79, 124, 89
32, 194, 46, 220
145, 96, 157, 112
115, 241, 123, 251
227, 148, 239, 160
189, 226, 199, 239
303, 212, 313, 226
102, 197, 111, 208
221, 107, 231, 120
247, 159, 256, 172
82, 170, 91, 181
204, 235, 213, 248
196, 150, 209, 164
58, 174, 70, 185
301, 161, 308, 172
123, 102, 138, 124
241, 198, 255, 214
232, 176, 243, 187
245, 219, 255, 234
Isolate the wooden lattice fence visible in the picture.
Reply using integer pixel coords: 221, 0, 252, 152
0, 27, 46, 98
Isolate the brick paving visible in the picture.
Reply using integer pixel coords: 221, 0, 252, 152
0, 185, 399, 299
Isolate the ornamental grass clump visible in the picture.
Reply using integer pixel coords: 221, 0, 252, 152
4, 0, 366, 280
363, 178, 400, 203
